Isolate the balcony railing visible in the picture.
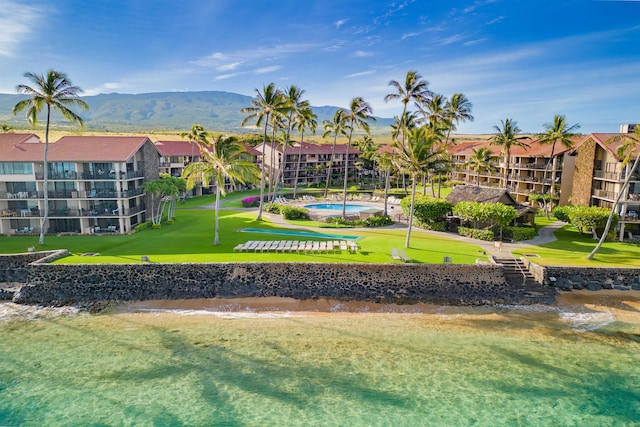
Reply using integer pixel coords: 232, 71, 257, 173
593, 189, 616, 200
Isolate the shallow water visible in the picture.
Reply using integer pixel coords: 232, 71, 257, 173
1, 294, 639, 426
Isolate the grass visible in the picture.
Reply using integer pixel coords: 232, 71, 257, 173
513, 221, 640, 267
0, 209, 488, 265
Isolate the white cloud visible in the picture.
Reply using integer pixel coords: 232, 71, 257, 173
335, 19, 348, 29
345, 70, 376, 78
254, 65, 281, 74
352, 50, 373, 57
217, 62, 243, 71
192, 43, 319, 68
215, 72, 244, 81
0, 1, 43, 57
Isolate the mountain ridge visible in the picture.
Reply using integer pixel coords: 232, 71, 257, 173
0, 90, 395, 134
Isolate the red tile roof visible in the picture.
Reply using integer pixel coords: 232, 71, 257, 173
448, 136, 584, 157
51, 136, 157, 162
258, 141, 361, 155
155, 140, 204, 157
0, 133, 44, 161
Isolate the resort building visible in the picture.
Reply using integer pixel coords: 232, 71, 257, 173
0, 134, 159, 235
447, 138, 579, 206
569, 132, 640, 240
154, 139, 261, 195
257, 141, 361, 188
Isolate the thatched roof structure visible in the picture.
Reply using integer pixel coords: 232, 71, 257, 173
446, 185, 517, 206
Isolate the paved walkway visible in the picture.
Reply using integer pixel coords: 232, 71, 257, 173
192, 200, 564, 257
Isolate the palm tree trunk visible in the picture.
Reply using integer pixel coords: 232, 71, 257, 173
268, 128, 277, 201
324, 134, 337, 197
383, 166, 391, 216
214, 185, 221, 245
257, 117, 269, 221
405, 172, 417, 248
542, 141, 557, 218
587, 156, 640, 259
293, 132, 304, 198
342, 125, 354, 219
40, 106, 51, 245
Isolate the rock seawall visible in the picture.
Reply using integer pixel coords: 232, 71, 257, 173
16, 261, 526, 305
523, 260, 640, 291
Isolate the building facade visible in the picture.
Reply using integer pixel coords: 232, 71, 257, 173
257, 141, 361, 188
0, 134, 159, 235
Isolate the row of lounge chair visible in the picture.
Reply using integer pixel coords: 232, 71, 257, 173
233, 240, 358, 254
391, 248, 413, 263
387, 196, 403, 205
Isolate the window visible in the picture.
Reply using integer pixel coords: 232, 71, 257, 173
0, 162, 33, 174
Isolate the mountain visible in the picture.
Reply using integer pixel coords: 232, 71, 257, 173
0, 91, 394, 134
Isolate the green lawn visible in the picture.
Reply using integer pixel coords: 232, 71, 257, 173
1, 209, 488, 265
513, 222, 640, 267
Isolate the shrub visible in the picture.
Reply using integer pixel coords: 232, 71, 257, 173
552, 206, 570, 222
263, 203, 281, 214
415, 219, 447, 232
565, 205, 616, 234
151, 224, 162, 229
241, 196, 260, 207
401, 195, 452, 223
280, 206, 309, 220
134, 222, 152, 232
458, 226, 494, 241
363, 215, 393, 227
504, 226, 537, 241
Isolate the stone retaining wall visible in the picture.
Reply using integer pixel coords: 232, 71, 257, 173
15, 261, 530, 306
0, 251, 61, 283
522, 259, 640, 291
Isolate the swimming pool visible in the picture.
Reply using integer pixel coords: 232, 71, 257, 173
239, 227, 360, 240
304, 203, 371, 213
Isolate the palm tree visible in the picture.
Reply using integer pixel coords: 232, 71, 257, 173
537, 115, 580, 206
277, 85, 309, 193
392, 127, 443, 248
587, 127, 640, 260
418, 93, 447, 130
183, 134, 258, 245
490, 118, 528, 189
322, 109, 348, 197
384, 70, 431, 145
292, 105, 317, 198
465, 147, 498, 185
0, 124, 13, 132
444, 93, 474, 145
12, 70, 89, 245
241, 83, 288, 220
341, 97, 375, 218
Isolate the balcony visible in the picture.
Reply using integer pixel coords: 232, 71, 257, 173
592, 189, 616, 200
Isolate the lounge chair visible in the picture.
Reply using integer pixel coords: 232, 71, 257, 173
391, 248, 401, 262
399, 250, 412, 263
233, 243, 245, 252
339, 241, 348, 252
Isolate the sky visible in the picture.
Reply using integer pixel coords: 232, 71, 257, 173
1, 0, 639, 134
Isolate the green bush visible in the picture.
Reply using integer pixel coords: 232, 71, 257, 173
151, 224, 162, 229
504, 226, 537, 241
134, 222, 152, 232
415, 220, 447, 232
280, 206, 309, 220
401, 195, 452, 224
362, 215, 393, 227
263, 203, 281, 214
566, 205, 616, 234
552, 206, 570, 222
458, 226, 494, 241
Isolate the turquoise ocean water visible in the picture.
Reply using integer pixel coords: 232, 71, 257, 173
0, 296, 639, 426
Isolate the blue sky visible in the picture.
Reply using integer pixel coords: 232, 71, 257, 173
1, 0, 639, 134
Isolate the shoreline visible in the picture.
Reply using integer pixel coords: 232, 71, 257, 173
120, 289, 640, 316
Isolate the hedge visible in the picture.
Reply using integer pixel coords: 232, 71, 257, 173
458, 226, 494, 241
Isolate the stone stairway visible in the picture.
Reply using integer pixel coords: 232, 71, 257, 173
494, 256, 556, 304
